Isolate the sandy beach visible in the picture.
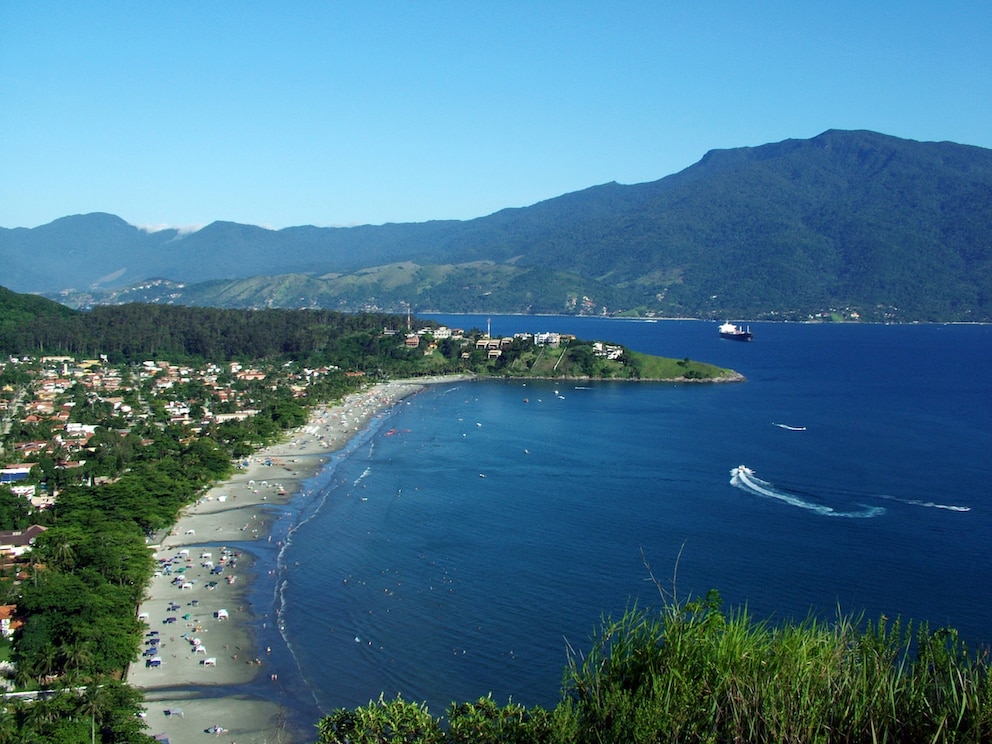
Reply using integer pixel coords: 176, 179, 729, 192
129, 377, 468, 743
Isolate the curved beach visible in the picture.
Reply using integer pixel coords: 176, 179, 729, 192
129, 378, 467, 743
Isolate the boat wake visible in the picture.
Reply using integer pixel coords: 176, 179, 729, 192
354, 466, 372, 486
877, 494, 970, 512
729, 466, 885, 519
773, 423, 807, 431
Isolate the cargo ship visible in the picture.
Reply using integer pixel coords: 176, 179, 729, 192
719, 321, 753, 341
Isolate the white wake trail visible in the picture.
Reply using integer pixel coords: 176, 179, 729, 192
877, 494, 971, 512
773, 422, 807, 431
730, 466, 885, 519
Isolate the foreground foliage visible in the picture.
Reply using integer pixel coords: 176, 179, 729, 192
317, 592, 992, 744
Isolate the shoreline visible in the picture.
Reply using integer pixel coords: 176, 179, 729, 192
129, 375, 473, 743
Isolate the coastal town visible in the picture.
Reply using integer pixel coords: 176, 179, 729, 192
0, 337, 453, 740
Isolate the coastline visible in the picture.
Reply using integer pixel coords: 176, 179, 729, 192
129, 375, 473, 743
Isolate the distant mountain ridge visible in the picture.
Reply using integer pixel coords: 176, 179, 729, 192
3, 129, 991, 322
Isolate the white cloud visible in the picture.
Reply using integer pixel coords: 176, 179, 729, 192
136, 223, 205, 236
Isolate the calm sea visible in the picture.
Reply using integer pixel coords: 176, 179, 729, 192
241, 318, 992, 725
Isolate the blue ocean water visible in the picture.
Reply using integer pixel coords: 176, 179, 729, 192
264, 318, 991, 721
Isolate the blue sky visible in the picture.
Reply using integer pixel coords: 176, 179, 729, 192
1, 2, 989, 230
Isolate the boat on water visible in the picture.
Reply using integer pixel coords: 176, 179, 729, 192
719, 321, 753, 341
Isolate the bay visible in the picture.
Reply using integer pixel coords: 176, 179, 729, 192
271, 318, 991, 719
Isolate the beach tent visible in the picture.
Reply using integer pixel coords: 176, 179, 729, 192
202, 657, 217, 666
194, 645, 207, 654
165, 708, 184, 718
216, 609, 229, 620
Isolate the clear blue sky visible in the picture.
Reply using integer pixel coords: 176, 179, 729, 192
2, 2, 989, 230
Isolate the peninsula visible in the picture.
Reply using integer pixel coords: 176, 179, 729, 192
402, 325, 743, 382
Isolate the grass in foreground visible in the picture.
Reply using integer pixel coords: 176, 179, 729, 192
317, 591, 992, 743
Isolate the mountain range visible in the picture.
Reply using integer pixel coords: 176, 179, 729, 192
2, 129, 990, 322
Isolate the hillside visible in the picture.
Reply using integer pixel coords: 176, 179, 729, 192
3, 130, 991, 322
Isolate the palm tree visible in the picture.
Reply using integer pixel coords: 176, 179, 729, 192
35, 642, 59, 686
0, 706, 20, 744
51, 536, 77, 572
77, 682, 109, 744
62, 639, 95, 677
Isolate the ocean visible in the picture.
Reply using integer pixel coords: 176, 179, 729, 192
240, 318, 992, 726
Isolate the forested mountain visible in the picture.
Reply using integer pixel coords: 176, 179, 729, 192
3, 130, 991, 321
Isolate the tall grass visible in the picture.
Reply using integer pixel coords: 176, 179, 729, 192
561, 592, 992, 743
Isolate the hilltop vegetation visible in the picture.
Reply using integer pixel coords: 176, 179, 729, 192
3, 130, 991, 322
318, 592, 992, 744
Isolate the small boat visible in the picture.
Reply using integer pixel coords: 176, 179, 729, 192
731, 464, 754, 477
719, 321, 753, 341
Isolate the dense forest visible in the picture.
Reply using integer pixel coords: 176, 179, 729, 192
0, 287, 418, 362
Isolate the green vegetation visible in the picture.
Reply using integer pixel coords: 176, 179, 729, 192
317, 592, 992, 744
478, 341, 738, 381
624, 350, 735, 381
0, 289, 420, 363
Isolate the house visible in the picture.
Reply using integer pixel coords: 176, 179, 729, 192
0, 525, 47, 557
534, 332, 562, 347
0, 465, 32, 483
0, 604, 22, 639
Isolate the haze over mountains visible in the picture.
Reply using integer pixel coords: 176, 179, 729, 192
3, 129, 990, 322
